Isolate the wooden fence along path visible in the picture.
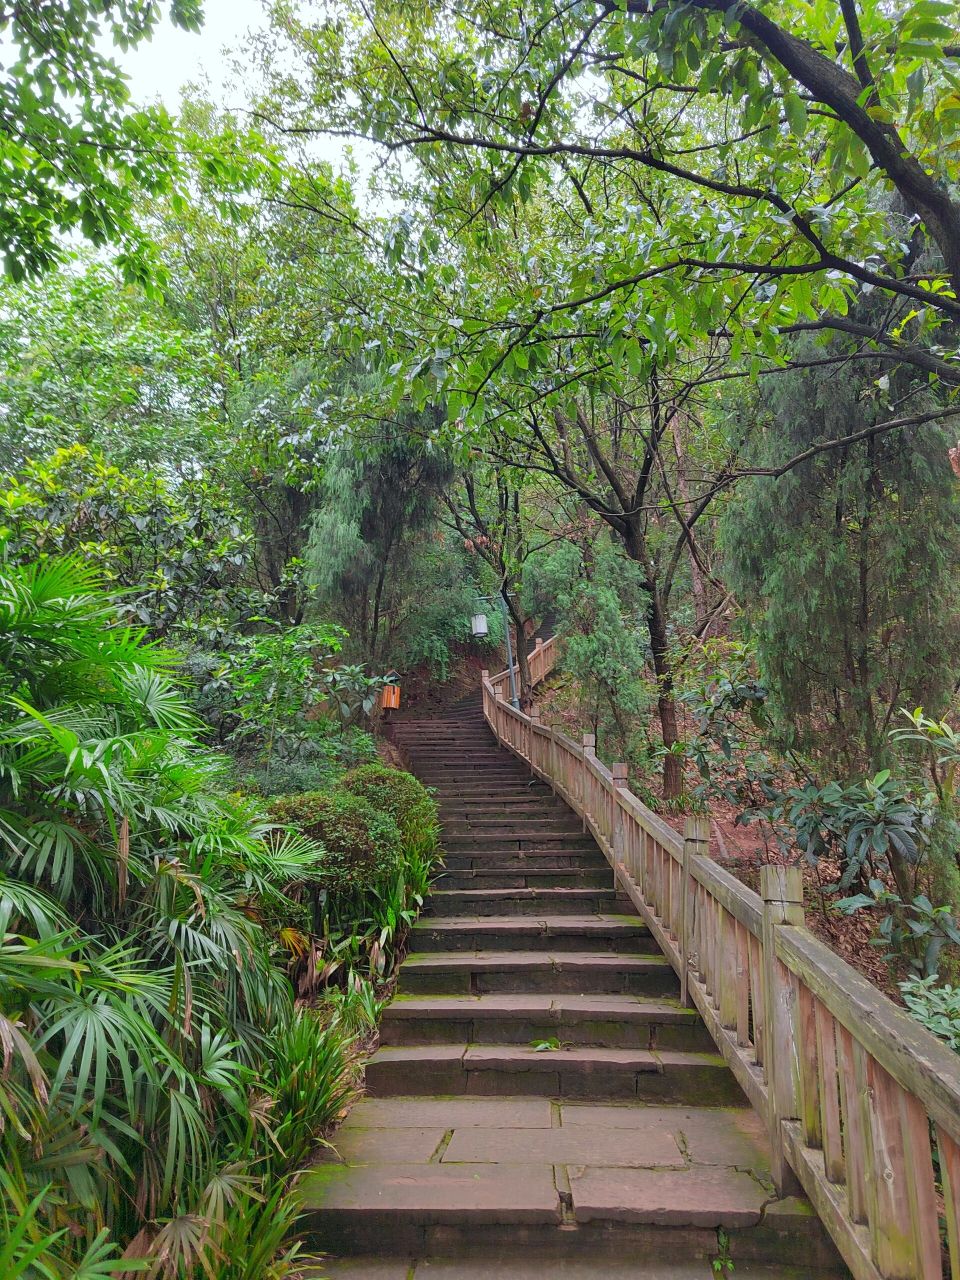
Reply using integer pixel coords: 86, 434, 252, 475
485, 636, 960, 1280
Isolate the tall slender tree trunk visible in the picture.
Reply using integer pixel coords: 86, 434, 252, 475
623, 523, 684, 801
669, 411, 707, 626
647, 589, 684, 801
505, 595, 534, 708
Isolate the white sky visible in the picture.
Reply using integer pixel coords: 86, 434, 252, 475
118, 0, 268, 111
117, 0, 383, 196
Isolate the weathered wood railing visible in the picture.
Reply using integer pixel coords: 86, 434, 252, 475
483, 640, 960, 1280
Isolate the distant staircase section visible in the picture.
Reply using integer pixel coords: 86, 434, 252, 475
301, 711, 847, 1277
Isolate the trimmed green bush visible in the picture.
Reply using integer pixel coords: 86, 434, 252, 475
340, 762, 439, 856
268, 789, 403, 896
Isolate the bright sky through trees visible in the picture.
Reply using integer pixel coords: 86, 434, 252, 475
117, 0, 266, 109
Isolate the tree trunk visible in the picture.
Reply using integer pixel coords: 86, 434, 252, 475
622, 522, 684, 801
647, 588, 684, 801
669, 411, 708, 626
505, 595, 534, 708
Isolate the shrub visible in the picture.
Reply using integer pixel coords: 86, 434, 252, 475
268, 790, 403, 899
261, 1007, 356, 1168
340, 762, 439, 857
900, 975, 960, 1053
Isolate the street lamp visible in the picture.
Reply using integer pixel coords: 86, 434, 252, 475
472, 591, 520, 709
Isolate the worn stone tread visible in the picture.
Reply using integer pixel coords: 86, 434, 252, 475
402, 950, 662, 970
314, 1262, 817, 1278
301, 1161, 562, 1223
385, 993, 696, 1021
412, 914, 648, 934
569, 1165, 771, 1228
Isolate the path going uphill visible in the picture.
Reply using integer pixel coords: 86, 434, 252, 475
302, 703, 848, 1279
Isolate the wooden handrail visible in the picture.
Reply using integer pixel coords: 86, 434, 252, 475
482, 646, 960, 1280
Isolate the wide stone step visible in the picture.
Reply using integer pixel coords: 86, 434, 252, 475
440, 803, 568, 814
441, 851, 608, 871
410, 915, 654, 954
441, 834, 598, 851
425, 888, 620, 916
413, 760, 521, 770
380, 993, 712, 1050
301, 1097, 844, 1271
316, 1260, 831, 1278
442, 818, 587, 835
364, 1043, 745, 1103
414, 768, 535, 778
436, 867, 613, 890
400, 950, 670, 995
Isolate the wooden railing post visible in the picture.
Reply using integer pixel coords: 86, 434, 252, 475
611, 762, 628, 868
533, 635, 544, 683
681, 816, 709, 1007
528, 708, 540, 773
761, 864, 804, 1196
581, 734, 595, 828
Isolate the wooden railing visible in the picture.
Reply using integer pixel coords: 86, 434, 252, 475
482, 639, 960, 1280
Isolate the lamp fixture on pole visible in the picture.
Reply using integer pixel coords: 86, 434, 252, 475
471, 592, 519, 709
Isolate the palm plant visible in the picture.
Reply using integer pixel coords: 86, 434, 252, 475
0, 554, 338, 1275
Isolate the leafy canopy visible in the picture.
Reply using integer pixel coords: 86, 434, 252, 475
1, 1, 205, 283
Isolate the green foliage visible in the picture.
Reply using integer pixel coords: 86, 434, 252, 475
321, 664, 389, 727
0, 260, 223, 470
267, 790, 403, 904
837, 880, 960, 978
395, 538, 493, 679
789, 772, 923, 892
1, 445, 254, 634
306, 430, 455, 662
235, 727, 378, 799
899, 975, 960, 1052
0, 552, 354, 1273
723, 338, 960, 774
215, 621, 346, 767
0, 0, 202, 282
340, 763, 439, 857
526, 539, 654, 765
258, 1008, 355, 1169
323, 974, 385, 1037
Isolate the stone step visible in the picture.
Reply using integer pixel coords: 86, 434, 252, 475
300, 1099, 842, 1270
410, 915, 654, 954
441, 818, 587, 834
364, 1043, 745, 1103
316, 1261, 838, 1278
428, 776, 546, 787
436, 867, 613, 890
400, 950, 670, 995
427, 773, 547, 783
425, 888, 621, 917
380, 993, 713, 1050
441, 851, 608, 870
441, 834, 598, 851
413, 763, 527, 773
438, 799, 571, 813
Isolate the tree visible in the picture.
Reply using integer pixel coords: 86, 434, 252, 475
441, 457, 552, 705
0, 257, 223, 469
260, 0, 960, 444
723, 333, 960, 774
306, 423, 454, 660
1, 445, 256, 635
0, 0, 203, 282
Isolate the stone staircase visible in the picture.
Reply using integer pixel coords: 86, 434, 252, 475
301, 707, 848, 1278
